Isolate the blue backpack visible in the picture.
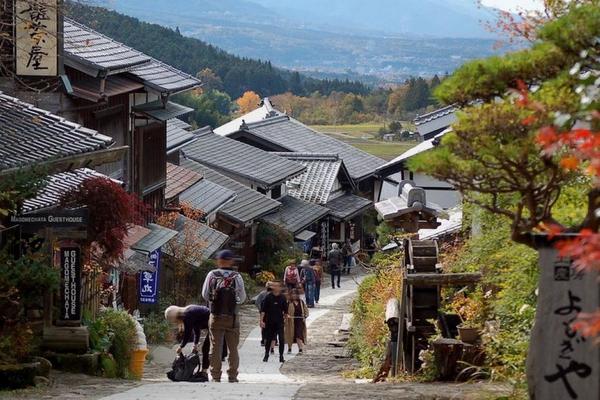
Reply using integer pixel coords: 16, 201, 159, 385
303, 267, 315, 283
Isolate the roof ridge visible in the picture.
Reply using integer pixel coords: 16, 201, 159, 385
243, 114, 290, 129
414, 104, 457, 122
63, 17, 151, 71
272, 152, 340, 161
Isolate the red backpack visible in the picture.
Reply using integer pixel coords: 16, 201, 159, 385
285, 267, 298, 284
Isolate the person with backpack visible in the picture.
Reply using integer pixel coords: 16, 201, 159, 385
283, 261, 300, 291
312, 259, 323, 304
300, 260, 316, 308
260, 281, 288, 363
328, 243, 343, 289
164, 305, 210, 382
341, 239, 353, 275
201, 249, 246, 383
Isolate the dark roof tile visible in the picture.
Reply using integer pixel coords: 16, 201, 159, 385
261, 195, 329, 235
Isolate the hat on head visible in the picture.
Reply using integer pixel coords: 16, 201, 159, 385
216, 249, 234, 260
300, 259, 310, 267
332, 243, 339, 249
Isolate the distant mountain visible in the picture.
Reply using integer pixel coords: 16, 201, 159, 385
66, 2, 369, 98
88, 0, 501, 82
253, 0, 497, 38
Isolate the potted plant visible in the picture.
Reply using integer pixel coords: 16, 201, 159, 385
450, 293, 482, 344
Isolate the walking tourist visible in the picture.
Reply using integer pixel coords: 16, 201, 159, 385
312, 259, 322, 304
300, 260, 316, 307
328, 243, 343, 289
286, 289, 308, 354
255, 282, 273, 346
342, 239, 353, 275
260, 282, 288, 363
284, 261, 301, 290
201, 249, 246, 383
164, 305, 210, 381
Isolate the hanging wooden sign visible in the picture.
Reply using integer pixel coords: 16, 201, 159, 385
15, 0, 59, 76
60, 246, 81, 322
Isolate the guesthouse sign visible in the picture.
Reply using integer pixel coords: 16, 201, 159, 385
15, 0, 59, 76
60, 246, 81, 321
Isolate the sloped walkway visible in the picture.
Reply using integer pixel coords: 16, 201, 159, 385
99, 278, 361, 400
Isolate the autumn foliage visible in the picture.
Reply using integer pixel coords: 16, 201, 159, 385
236, 91, 261, 114
61, 177, 149, 267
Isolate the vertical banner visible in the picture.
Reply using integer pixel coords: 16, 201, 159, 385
15, 0, 58, 76
139, 249, 160, 304
60, 246, 81, 321
532, 243, 599, 400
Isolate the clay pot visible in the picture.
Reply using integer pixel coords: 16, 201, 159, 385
457, 325, 480, 344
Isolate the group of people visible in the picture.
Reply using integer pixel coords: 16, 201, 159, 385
165, 249, 246, 383
163, 242, 355, 383
256, 281, 308, 363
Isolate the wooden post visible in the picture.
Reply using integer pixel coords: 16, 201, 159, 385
528, 235, 599, 400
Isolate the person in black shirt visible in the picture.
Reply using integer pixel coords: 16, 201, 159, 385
165, 305, 210, 377
260, 282, 288, 363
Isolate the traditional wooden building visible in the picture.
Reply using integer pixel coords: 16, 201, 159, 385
213, 99, 387, 201
61, 18, 201, 209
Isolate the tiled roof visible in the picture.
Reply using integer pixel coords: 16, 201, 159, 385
181, 130, 305, 187
63, 18, 201, 94
164, 215, 229, 263
133, 101, 193, 122
63, 18, 150, 73
414, 105, 458, 126
22, 169, 119, 213
274, 153, 349, 205
168, 118, 192, 131
165, 163, 203, 202
261, 196, 329, 235
326, 193, 373, 221
179, 179, 236, 216
129, 59, 201, 95
0, 92, 114, 171
180, 158, 281, 224
236, 115, 385, 181
376, 130, 449, 177
214, 98, 282, 136
166, 120, 198, 154
130, 223, 178, 254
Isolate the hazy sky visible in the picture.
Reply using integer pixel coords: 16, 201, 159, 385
482, 0, 544, 11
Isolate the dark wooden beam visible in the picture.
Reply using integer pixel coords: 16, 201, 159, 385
405, 272, 482, 287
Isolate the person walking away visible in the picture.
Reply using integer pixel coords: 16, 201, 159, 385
328, 243, 343, 289
255, 282, 273, 347
165, 305, 210, 381
286, 289, 308, 354
201, 250, 246, 383
260, 282, 288, 363
300, 260, 316, 308
283, 261, 301, 291
341, 239, 353, 275
312, 259, 322, 304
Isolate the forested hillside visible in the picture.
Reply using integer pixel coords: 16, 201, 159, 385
65, 2, 369, 99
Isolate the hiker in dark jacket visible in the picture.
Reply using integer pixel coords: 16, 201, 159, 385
255, 282, 273, 346
328, 243, 343, 289
260, 282, 288, 363
165, 305, 210, 379
201, 250, 246, 383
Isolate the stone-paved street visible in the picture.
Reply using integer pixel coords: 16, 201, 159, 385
3, 274, 511, 400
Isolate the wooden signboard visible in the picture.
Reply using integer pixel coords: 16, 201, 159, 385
59, 245, 81, 322
15, 0, 59, 76
530, 236, 599, 400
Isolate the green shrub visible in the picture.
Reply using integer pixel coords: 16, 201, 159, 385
99, 353, 118, 378
96, 309, 137, 379
349, 263, 403, 378
240, 272, 259, 299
